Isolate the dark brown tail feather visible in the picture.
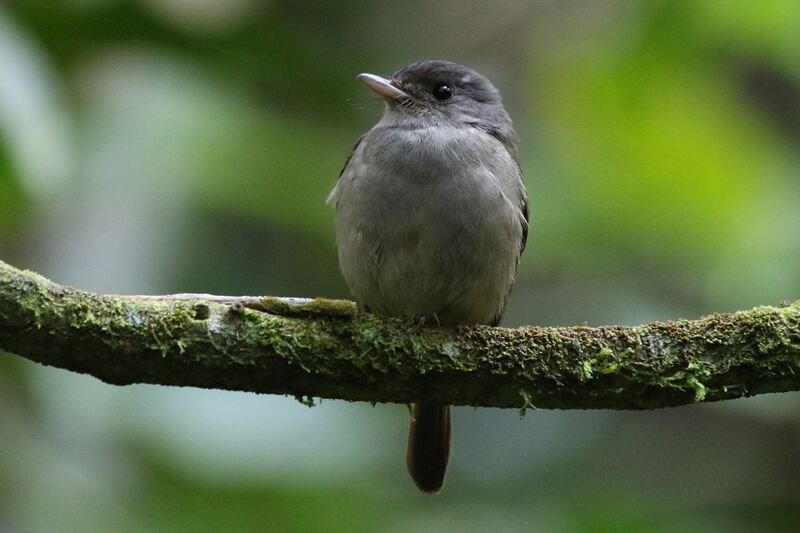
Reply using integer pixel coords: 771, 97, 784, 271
406, 403, 451, 493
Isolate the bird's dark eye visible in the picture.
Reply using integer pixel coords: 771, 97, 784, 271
432, 83, 453, 101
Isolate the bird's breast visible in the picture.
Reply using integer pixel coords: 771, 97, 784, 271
333, 124, 522, 325
364, 125, 487, 181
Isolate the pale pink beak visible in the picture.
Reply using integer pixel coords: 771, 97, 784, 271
357, 73, 411, 106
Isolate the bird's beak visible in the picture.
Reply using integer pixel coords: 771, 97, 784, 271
357, 73, 411, 106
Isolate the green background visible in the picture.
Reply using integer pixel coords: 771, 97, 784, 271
1, 1, 799, 531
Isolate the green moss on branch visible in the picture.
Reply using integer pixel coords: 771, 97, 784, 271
1, 259, 799, 409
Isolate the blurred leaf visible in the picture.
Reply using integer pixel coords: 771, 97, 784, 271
135, 450, 385, 533
532, 0, 791, 271
691, 0, 800, 72
0, 141, 25, 233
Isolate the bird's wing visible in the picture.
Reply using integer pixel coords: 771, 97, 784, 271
467, 122, 528, 254
326, 135, 364, 207
519, 190, 529, 254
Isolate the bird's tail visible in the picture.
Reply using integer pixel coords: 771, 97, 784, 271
406, 403, 451, 493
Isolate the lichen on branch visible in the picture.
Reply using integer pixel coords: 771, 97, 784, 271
1, 259, 799, 409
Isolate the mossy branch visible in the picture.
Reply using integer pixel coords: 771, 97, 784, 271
1, 259, 799, 410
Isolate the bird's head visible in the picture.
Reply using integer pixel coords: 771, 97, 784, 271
357, 60, 516, 153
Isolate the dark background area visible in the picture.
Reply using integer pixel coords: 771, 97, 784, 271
1, 1, 799, 531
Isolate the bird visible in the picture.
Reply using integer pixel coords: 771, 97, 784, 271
327, 60, 528, 493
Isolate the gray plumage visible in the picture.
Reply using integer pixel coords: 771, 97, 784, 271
328, 60, 528, 492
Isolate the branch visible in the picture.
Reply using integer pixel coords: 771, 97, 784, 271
1, 259, 799, 410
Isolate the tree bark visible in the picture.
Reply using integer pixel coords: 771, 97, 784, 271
1, 259, 799, 410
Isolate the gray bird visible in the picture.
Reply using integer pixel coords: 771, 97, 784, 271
328, 60, 528, 493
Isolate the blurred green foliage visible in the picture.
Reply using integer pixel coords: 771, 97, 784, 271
1, 1, 800, 531
534, 0, 794, 271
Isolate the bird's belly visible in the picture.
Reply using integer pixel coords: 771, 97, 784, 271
336, 170, 520, 326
